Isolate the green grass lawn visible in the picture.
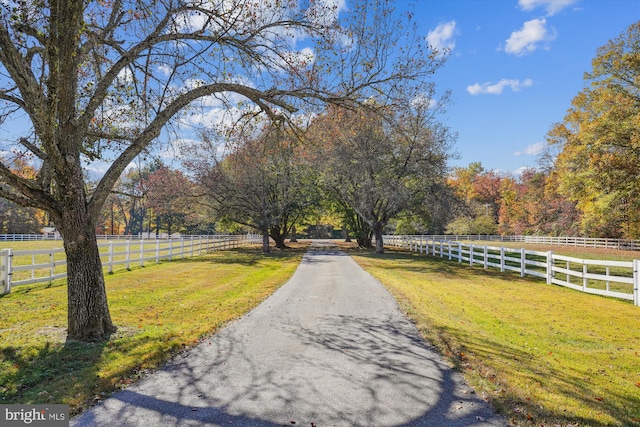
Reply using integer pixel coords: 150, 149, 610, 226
349, 247, 640, 427
0, 244, 306, 415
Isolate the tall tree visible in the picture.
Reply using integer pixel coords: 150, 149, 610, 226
144, 164, 194, 236
0, 0, 440, 340
548, 22, 640, 238
497, 169, 579, 236
448, 162, 485, 204
446, 162, 500, 235
191, 126, 319, 252
311, 98, 454, 254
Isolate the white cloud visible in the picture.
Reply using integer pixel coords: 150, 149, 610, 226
411, 93, 437, 110
512, 166, 531, 177
514, 141, 546, 156
186, 104, 261, 131
518, 0, 577, 16
427, 21, 457, 53
504, 18, 555, 56
306, 0, 347, 26
157, 64, 173, 76
466, 78, 533, 95
116, 67, 134, 84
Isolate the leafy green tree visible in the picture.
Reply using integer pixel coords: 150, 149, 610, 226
446, 163, 500, 235
497, 169, 579, 236
144, 164, 195, 236
191, 127, 320, 252
445, 212, 496, 235
0, 198, 44, 233
0, 158, 45, 233
311, 99, 454, 254
548, 22, 640, 238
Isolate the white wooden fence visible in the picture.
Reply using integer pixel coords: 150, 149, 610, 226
384, 235, 640, 307
0, 234, 261, 294
404, 235, 640, 250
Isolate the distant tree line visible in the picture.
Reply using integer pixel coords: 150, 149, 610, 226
448, 22, 640, 240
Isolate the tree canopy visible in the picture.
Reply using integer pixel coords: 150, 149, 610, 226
190, 126, 319, 253
309, 99, 454, 253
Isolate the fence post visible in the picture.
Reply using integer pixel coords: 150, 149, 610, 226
582, 261, 587, 292
31, 253, 35, 281
140, 241, 144, 267
49, 251, 55, 283
633, 260, 639, 306
500, 246, 505, 272
108, 242, 114, 274
126, 240, 131, 270
0, 249, 12, 294
483, 245, 488, 269
469, 244, 474, 266
520, 248, 526, 277
458, 242, 462, 263
546, 251, 553, 285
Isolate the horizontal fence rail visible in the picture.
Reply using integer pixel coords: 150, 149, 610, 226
0, 233, 192, 241
384, 235, 640, 307
0, 234, 262, 294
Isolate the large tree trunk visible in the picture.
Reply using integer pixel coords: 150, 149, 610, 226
374, 223, 384, 254
261, 227, 271, 253
270, 225, 288, 249
343, 226, 351, 243
62, 208, 116, 341
272, 234, 287, 249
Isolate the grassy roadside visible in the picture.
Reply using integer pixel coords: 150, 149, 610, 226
349, 247, 640, 427
0, 244, 306, 415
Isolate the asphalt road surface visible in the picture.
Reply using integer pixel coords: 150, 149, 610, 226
72, 241, 507, 427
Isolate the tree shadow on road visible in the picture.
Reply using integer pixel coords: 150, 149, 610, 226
73, 313, 508, 426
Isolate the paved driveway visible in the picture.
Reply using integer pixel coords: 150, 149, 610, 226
72, 241, 507, 426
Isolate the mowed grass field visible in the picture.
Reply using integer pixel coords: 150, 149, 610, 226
347, 245, 640, 427
0, 243, 307, 415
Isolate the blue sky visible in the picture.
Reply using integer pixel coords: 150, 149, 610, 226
1, 0, 637, 179
405, 0, 639, 175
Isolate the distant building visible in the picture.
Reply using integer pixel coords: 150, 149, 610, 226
42, 227, 61, 239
